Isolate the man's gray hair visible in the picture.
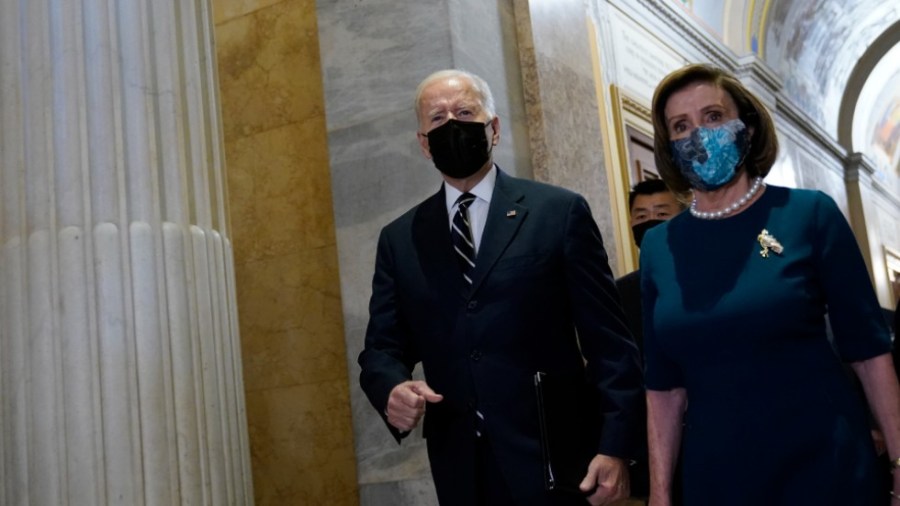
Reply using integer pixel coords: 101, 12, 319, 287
414, 69, 496, 120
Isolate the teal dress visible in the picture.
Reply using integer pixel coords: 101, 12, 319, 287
640, 185, 890, 505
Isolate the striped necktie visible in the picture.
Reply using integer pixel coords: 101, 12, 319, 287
452, 193, 485, 434
451, 192, 477, 285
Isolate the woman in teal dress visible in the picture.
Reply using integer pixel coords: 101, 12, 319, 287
641, 64, 900, 506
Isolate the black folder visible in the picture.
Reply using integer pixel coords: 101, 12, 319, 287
534, 371, 602, 495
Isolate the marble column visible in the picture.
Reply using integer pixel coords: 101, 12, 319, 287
0, 1, 252, 504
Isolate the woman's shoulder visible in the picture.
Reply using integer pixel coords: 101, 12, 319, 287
770, 185, 834, 203
638, 216, 677, 263
766, 185, 840, 214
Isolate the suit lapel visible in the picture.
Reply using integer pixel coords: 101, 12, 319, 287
469, 171, 527, 295
412, 188, 468, 306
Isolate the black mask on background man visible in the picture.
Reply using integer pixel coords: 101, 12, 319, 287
631, 219, 665, 249
427, 119, 492, 179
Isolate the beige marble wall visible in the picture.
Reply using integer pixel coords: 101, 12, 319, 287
213, 0, 359, 504
514, 0, 623, 274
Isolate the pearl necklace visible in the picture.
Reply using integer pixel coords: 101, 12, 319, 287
690, 177, 765, 220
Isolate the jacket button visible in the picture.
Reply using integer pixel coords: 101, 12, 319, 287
470, 349, 482, 361
467, 300, 478, 310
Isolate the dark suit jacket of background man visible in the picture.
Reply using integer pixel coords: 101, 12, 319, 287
359, 168, 644, 505
612, 268, 652, 499
615, 270, 643, 352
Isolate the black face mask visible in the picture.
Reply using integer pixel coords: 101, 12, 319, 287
426, 119, 492, 179
631, 219, 665, 249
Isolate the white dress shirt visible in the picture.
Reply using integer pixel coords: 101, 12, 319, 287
443, 165, 496, 256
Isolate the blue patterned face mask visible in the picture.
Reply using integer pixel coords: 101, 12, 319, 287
670, 118, 750, 191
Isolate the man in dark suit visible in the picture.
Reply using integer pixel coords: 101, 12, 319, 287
615, 179, 684, 351
613, 179, 684, 503
358, 69, 643, 506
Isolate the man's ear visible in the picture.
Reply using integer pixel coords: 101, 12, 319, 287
417, 131, 432, 159
489, 116, 501, 146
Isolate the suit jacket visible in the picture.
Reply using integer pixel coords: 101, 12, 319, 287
358, 169, 643, 505
615, 269, 643, 352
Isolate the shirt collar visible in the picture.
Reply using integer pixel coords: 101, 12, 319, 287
444, 165, 497, 212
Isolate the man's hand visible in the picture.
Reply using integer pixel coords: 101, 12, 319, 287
385, 380, 443, 432
580, 454, 630, 505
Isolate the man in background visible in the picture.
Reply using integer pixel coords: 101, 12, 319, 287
614, 178, 685, 503
615, 178, 685, 349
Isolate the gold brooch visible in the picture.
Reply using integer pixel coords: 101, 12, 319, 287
757, 229, 783, 258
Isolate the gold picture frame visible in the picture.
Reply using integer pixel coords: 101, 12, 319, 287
607, 85, 657, 271
610, 86, 657, 187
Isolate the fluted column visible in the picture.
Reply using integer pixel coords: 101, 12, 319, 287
0, 1, 252, 504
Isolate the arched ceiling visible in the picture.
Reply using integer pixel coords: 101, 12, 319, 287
851, 41, 900, 174
683, 0, 900, 176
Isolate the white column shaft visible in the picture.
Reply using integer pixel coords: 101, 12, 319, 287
0, 0, 253, 504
